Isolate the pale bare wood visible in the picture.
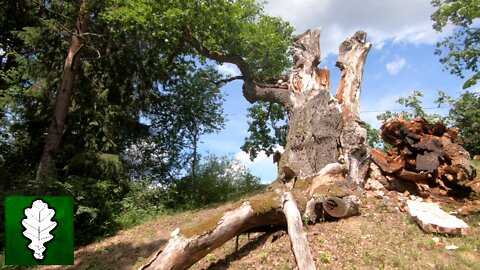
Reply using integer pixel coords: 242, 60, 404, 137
336, 31, 372, 187
282, 192, 316, 270
141, 202, 286, 270
143, 28, 373, 270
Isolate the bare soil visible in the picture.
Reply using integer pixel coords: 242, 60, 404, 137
38, 195, 480, 270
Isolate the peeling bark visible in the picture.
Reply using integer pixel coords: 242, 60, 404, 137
144, 28, 373, 270
336, 31, 372, 187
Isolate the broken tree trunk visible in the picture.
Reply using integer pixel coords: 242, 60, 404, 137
336, 31, 372, 187
140, 200, 286, 270
143, 28, 371, 270
369, 117, 477, 197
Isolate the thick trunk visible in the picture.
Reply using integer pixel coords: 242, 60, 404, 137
36, 0, 90, 180
146, 28, 371, 269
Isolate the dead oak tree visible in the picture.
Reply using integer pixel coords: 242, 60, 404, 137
141, 28, 372, 270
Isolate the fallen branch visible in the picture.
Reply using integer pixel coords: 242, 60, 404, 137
282, 192, 316, 270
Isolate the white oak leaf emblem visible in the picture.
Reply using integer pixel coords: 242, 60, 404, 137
22, 199, 57, 260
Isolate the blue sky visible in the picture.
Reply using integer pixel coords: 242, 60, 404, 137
199, 0, 477, 183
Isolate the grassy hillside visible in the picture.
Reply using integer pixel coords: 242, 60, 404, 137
36, 194, 480, 270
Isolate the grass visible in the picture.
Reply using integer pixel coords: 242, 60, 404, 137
34, 188, 480, 270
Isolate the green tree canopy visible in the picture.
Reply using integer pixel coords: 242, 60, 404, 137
449, 91, 480, 155
432, 0, 480, 89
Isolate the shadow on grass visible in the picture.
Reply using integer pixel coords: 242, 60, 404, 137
68, 238, 167, 270
205, 230, 283, 270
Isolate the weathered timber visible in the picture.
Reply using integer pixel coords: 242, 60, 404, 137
371, 149, 404, 174
144, 28, 373, 270
336, 31, 372, 187
141, 201, 286, 270
407, 200, 469, 235
282, 192, 315, 270
371, 117, 477, 198
323, 195, 361, 218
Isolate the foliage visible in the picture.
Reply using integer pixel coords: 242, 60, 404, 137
360, 121, 382, 149
150, 66, 226, 176
448, 91, 480, 155
376, 90, 451, 123
115, 181, 169, 229
0, 0, 292, 248
242, 102, 288, 159
431, 0, 480, 89
174, 155, 263, 208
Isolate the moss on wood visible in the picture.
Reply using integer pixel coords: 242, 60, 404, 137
311, 184, 351, 198
181, 211, 225, 238
247, 191, 280, 214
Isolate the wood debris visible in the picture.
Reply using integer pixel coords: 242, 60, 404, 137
369, 118, 477, 198
407, 200, 469, 235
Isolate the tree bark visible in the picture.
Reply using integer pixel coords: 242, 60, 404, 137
141, 199, 287, 270
336, 31, 372, 187
36, 0, 91, 180
145, 28, 372, 270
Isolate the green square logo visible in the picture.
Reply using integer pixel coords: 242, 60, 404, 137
5, 196, 74, 265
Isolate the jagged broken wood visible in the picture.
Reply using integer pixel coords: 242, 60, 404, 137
143, 28, 371, 270
407, 200, 469, 235
369, 118, 477, 197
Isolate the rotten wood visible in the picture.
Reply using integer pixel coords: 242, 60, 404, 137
144, 28, 373, 270
141, 202, 286, 270
323, 195, 360, 218
370, 117, 477, 198
336, 31, 372, 187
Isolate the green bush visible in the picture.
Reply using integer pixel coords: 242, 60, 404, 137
115, 181, 169, 228
174, 155, 263, 209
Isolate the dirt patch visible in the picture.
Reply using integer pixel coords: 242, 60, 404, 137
37, 195, 479, 270
190, 196, 480, 270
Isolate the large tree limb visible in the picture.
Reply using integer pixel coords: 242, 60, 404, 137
142, 191, 321, 270
142, 200, 286, 270
182, 27, 293, 107
336, 31, 371, 122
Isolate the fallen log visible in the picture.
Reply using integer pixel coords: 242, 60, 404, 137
323, 195, 361, 218
141, 198, 286, 270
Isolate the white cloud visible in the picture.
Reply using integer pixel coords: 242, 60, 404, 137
217, 63, 240, 76
265, 0, 448, 57
234, 145, 284, 183
386, 56, 406, 75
